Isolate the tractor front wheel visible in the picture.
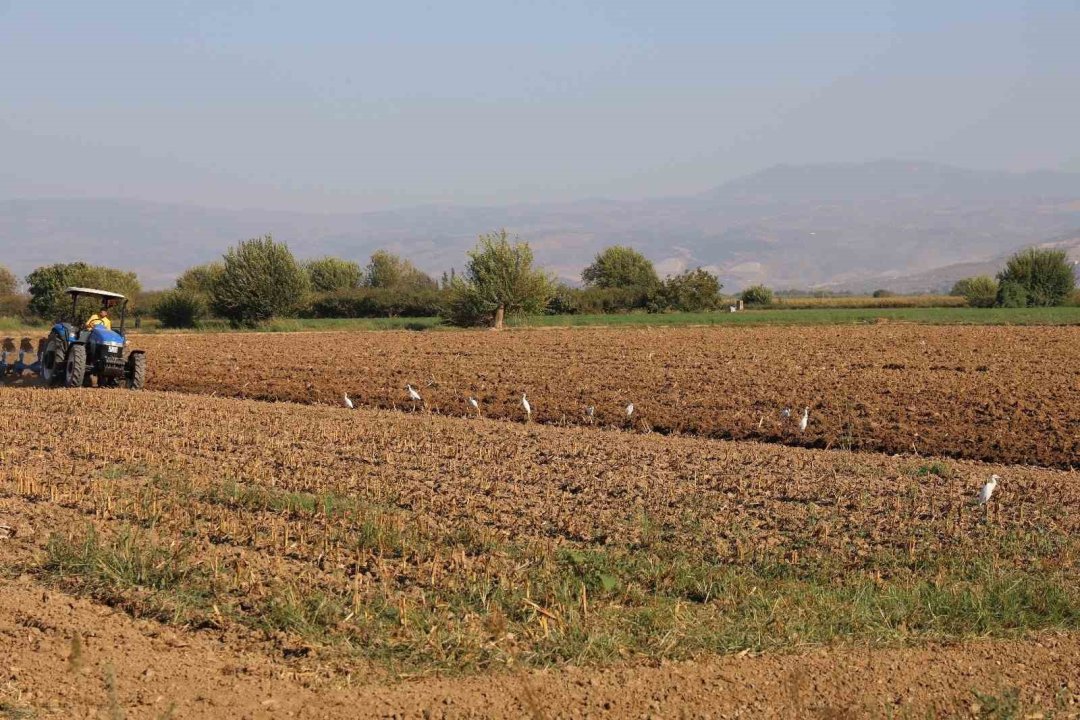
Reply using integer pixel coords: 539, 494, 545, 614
64, 345, 87, 388
126, 352, 146, 390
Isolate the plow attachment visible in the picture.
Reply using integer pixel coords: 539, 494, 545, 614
0, 339, 44, 379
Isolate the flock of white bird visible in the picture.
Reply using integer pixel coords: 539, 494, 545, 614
340, 389, 1001, 506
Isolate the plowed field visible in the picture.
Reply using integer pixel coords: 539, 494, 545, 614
1, 388, 1078, 717
134, 325, 1080, 468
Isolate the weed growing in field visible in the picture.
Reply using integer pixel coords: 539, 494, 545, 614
43, 527, 213, 625
911, 461, 954, 479
39, 521, 1080, 675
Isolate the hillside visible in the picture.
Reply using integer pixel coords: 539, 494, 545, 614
856, 229, 1080, 293
3, 160, 1080, 290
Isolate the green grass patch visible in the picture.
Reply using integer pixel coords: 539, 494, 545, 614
15, 303, 1066, 338
909, 461, 955, 479
202, 478, 363, 518
39, 522, 1080, 675
42, 527, 213, 624
0, 318, 47, 334
509, 306, 1080, 328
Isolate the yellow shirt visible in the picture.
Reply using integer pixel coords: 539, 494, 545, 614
86, 314, 112, 331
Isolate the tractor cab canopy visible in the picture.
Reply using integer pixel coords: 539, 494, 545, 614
62, 287, 130, 334
64, 287, 128, 304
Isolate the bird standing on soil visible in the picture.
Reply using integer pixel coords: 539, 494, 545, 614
521, 393, 532, 421
406, 384, 423, 411
586, 406, 595, 418
978, 474, 1000, 504
626, 403, 635, 419
468, 397, 480, 415
798, 407, 809, 432
343, 394, 354, 409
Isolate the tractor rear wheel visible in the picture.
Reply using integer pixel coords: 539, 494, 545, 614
126, 353, 146, 390
40, 334, 65, 386
64, 345, 86, 388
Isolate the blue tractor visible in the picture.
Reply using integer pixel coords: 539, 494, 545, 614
39, 287, 147, 389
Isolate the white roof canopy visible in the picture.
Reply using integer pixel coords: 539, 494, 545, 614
63, 287, 127, 301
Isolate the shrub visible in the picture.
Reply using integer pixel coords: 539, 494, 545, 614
951, 276, 998, 308
0, 265, 17, 295
365, 251, 437, 290
0, 293, 29, 320
653, 268, 724, 312
996, 248, 1076, 307
871, 289, 894, 298
548, 285, 655, 314
305, 257, 363, 292
153, 290, 207, 328
175, 262, 224, 296
996, 280, 1029, 308
740, 284, 774, 307
582, 246, 659, 291
210, 235, 309, 327
304, 287, 445, 318
546, 284, 582, 315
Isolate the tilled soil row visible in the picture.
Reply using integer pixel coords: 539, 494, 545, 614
131, 325, 1080, 469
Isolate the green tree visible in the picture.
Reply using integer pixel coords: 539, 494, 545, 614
365, 250, 436, 290
175, 262, 225, 296
210, 235, 309, 326
995, 248, 1076, 307
950, 276, 998, 308
582, 246, 659, 290
0, 265, 17, 295
153, 290, 207, 328
740, 284, 774, 307
25, 262, 142, 321
445, 229, 554, 328
654, 268, 724, 312
304, 257, 364, 292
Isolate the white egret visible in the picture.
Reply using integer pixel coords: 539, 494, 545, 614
626, 403, 635, 418
521, 393, 532, 420
468, 396, 479, 414
978, 474, 1000, 504
406, 384, 422, 402
343, 394, 354, 409
798, 407, 809, 432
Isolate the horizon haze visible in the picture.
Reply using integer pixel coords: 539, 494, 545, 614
2, 1, 1079, 213
2, 2, 1079, 291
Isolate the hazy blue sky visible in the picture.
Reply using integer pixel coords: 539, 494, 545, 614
2, 0, 1078, 212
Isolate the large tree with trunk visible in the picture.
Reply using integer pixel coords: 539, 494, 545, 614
444, 230, 553, 329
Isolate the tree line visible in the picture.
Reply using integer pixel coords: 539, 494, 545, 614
0, 231, 736, 329
2, 236, 1075, 329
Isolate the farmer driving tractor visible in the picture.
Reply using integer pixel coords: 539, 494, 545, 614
85, 303, 113, 331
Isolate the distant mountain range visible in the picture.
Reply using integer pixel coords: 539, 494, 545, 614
865, 229, 1080, 294
3, 160, 1080, 291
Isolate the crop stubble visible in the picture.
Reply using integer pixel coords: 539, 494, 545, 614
1, 378, 1078, 715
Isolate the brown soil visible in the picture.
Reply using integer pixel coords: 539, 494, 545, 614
2, 572, 1077, 719
2, 388, 1077, 574
130, 325, 1080, 468
1, 387, 1078, 718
